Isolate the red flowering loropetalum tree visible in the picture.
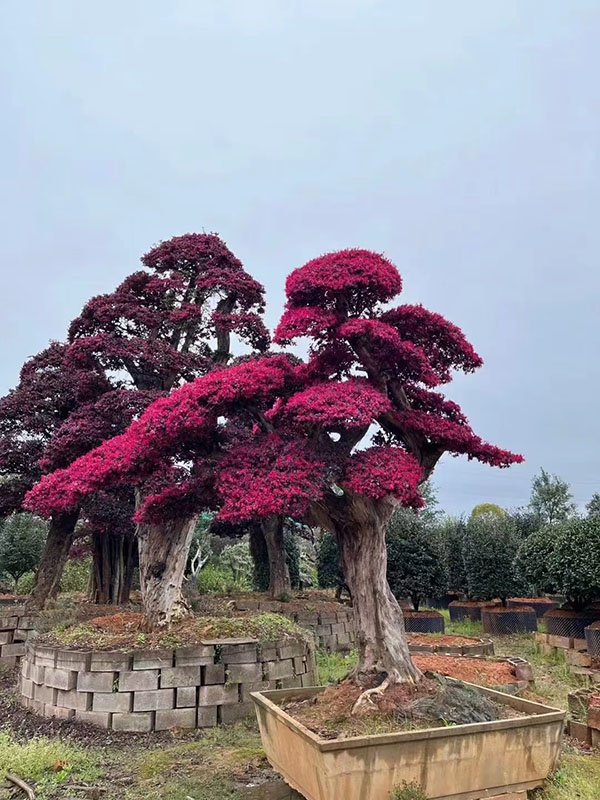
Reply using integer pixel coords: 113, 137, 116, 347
0, 342, 114, 609
26, 355, 299, 626
62, 232, 271, 620
27, 250, 522, 689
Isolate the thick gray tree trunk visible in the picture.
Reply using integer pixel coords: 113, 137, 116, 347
137, 516, 196, 628
313, 494, 422, 684
25, 509, 80, 612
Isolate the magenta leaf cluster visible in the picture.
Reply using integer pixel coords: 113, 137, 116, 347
25, 248, 522, 534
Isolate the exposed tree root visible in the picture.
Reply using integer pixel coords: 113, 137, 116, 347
6, 772, 35, 799
351, 666, 422, 715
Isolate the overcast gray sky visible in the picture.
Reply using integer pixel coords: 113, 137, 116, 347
1, 1, 599, 515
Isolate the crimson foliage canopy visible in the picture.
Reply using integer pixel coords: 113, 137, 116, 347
26, 249, 521, 525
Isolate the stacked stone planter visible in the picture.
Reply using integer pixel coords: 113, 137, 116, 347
567, 689, 600, 746
0, 606, 39, 667
20, 636, 317, 732
234, 599, 355, 652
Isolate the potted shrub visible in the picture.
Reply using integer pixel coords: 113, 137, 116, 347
386, 509, 447, 634
520, 520, 600, 640
464, 513, 537, 634
507, 596, 559, 619
512, 525, 561, 618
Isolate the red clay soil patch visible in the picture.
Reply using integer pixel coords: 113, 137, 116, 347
509, 597, 554, 604
40, 610, 304, 651
589, 694, 600, 709
484, 606, 535, 614
0, 594, 27, 601
450, 601, 495, 608
286, 677, 439, 739
412, 654, 515, 686
404, 610, 442, 618
407, 634, 482, 647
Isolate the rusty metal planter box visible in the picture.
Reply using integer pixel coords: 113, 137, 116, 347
251, 685, 564, 800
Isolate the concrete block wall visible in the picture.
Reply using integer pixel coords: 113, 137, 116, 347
20, 636, 317, 731
0, 607, 39, 667
234, 599, 356, 652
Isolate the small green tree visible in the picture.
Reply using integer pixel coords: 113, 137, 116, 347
386, 509, 448, 611
220, 541, 253, 587
316, 531, 344, 593
507, 507, 542, 540
528, 468, 576, 525
436, 516, 468, 596
186, 512, 214, 579
463, 513, 522, 605
586, 493, 600, 518
550, 518, 600, 610
470, 503, 505, 520
0, 513, 47, 589
514, 525, 559, 596
418, 481, 442, 526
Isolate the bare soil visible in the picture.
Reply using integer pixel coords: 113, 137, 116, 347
411, 654, 516, 686
509, 597, 555, 604
589, 693, 600, 709
407, 634, 483, 646
284, 675, 522, 740
284, 677, 440, 738
38, 609, 305, 650
403, 610, 443, 618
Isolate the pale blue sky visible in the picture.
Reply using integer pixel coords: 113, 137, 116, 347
1, 1, 599, 514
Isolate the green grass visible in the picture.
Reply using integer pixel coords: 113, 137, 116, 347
122, 723, 266, 800
316, 648, 357, 684
439, 608, 486, 638
534, 748, 600, 799
0, 731, 103, 798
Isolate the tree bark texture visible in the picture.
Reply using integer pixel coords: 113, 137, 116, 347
261, 515, 292, 599
137, 516, 197, 628
25, 509, 80, 612
312, 493, 422, 684
89, 529, 137, 605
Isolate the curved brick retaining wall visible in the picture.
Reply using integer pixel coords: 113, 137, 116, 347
234, 599, 356, 652
20, 636, 317, 732
0, 607, 39, 667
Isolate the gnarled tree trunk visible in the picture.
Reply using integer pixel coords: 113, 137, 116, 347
137, 516, 197, 628
25, 508, 80, 612
90, 530, 137, 605
261, 515, 291, 599
314, 494, 422, 684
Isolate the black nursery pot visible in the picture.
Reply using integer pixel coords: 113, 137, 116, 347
507, 597, 559, 619
544, 608, 600, 641
481, 606, 538, 635
585, 621, 600, 657
448, 601, 492, 623
403, 610, 445, 634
